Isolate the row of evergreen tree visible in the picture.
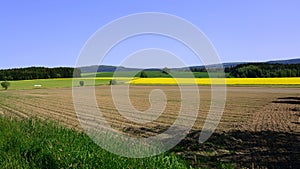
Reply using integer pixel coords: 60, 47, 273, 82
228, 63, 300, 78
0, 67, 81, 80
189, 63, 300, 78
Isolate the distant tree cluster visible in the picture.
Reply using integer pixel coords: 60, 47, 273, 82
229, 63, 300, 78
162, 67, 170, 74
190, 67, 224, 73
0, 67, 81, 80
190, 67, 207, 72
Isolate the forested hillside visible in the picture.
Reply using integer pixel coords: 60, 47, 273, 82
0, 67, 81, 80
228, 63, 300, 78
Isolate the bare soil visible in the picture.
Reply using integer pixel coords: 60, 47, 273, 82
0, 86, 299, 168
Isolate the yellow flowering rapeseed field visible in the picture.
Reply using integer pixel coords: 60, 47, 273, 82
128, 77, 300, 85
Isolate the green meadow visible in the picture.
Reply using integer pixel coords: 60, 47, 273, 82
81, 71, 228, 78
1, 71, 229, 90
3, 78, 111, 90
0, 117, 190, 169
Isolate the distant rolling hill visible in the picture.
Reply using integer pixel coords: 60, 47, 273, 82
79, 58, 300, 72
267, 58, 300, 64
79, 65, 139, 73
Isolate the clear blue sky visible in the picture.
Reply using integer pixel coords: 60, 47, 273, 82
1, 0, 299, 69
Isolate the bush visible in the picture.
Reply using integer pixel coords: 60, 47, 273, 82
109, 80, 117, 85
79, 81, 84, 86
140, 71, 148, 78
1, 81, 10, 90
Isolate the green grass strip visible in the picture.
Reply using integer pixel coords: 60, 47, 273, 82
0, 116, 190, 169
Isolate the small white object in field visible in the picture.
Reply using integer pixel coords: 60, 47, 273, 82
34, 84, 42, 87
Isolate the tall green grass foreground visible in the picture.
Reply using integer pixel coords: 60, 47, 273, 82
0, 116, 190, 169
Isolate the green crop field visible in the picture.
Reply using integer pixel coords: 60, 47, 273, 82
81, 71, 228, 78
0, 71, 227, 90
0, 71, 228, 91
2, 78, 111, 90
2, 76, 300, 91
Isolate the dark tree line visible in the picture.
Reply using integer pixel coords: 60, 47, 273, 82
189, 63, 300, 78
190, 67, 207, 72
228, 63, 300, 78
0, 67, 81, 80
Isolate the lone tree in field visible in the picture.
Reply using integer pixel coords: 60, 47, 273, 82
79, 81, 84, 86
109, 79, 117, 85
140, 70, 148, 78
1, 81, 10, 90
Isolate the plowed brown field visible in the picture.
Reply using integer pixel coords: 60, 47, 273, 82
0, 86, 299, 168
